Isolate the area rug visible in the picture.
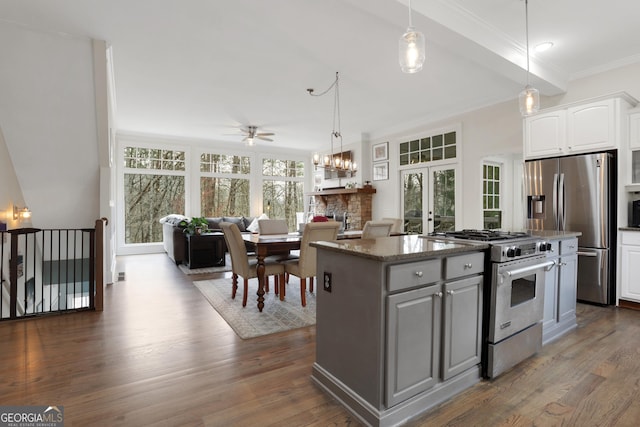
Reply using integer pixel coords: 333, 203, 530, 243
193, 278, 316, 339
178, 254, 232, 275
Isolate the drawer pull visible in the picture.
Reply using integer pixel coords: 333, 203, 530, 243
464, 263, 472, 269
447, 290, 454, 295
435, 291, 443, 298
415, 271, 423, 277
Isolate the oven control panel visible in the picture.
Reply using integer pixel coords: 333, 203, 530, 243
491, 239, 547, 262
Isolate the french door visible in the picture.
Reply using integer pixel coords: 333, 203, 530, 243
401, 165, 458, 234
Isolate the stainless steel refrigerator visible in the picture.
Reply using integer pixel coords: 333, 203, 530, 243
524, 152, 616, 305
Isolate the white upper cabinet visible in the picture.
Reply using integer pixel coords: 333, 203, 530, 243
524, 95, 634, 160
524, 110, 566, 158
567, 99, 617, 152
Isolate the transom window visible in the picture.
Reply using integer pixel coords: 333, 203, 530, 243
399, 131, 457, 166
124, 147, 185, 171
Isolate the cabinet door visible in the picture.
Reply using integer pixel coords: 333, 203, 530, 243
567, 99, 617, 152
442, 275, 482, 380
558, 254, 578, 323
524, 110, 566, 159
542, 255, 559, 331
621, 244, 640, 302
386, 285, 441, 407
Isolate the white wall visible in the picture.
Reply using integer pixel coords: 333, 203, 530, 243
0, 22, 100, 229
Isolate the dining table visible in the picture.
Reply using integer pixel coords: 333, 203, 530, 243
242, 230, 363, 311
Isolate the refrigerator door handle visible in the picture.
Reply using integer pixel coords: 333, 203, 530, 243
558, 173, 565, 231
553, 173, 559, 230
577, 251, 598, 257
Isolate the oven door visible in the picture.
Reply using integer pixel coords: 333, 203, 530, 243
489, 255, 554, 343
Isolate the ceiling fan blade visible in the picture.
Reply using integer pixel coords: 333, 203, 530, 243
256, 132, 275, 137
257, 136, 274, 142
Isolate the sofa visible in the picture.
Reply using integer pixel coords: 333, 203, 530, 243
160, 215, 256, 265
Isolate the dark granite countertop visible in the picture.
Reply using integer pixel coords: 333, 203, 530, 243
311, 235, 488, 262
619, 227, 640, 232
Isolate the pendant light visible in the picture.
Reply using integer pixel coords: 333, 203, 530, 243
399, 0, 425, 73
519, 0, 539, 116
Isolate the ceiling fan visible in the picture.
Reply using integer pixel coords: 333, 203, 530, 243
238, 125, 274, 146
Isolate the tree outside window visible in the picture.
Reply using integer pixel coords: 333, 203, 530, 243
262, 158, 304, 231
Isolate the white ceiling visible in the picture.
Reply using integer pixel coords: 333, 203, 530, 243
1, 0, 639, 151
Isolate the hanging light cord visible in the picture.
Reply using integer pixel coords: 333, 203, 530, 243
308, 72, 341, 137
524, 0, 530, 86
408, 0, 413, 28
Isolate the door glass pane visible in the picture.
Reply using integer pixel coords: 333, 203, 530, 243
403, 172, 424, 234
432, 169, 455, 232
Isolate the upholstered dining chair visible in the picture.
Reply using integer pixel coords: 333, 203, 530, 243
258, 218, 297, 291
361, 220, 395, 239
220, 222, 285, 307
279, 221, 340, 307
382, 217, 403, 234
257, 219, 289, 235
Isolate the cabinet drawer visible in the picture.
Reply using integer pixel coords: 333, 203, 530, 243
621, 231, 640, 246
559, 238, 578, 255
388, 259, 441, 292
444, 252, 484, 280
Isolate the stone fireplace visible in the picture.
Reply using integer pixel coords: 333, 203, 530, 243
307, 187, 376, 230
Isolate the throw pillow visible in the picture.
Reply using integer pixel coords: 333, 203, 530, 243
246, 213, 269, 233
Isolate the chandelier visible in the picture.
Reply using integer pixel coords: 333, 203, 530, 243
308, 72, 357, 175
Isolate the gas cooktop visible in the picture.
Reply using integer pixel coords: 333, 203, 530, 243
430, 229, 532, 242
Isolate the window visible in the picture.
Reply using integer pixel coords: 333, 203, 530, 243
399, 131, 457, 166
200, 153, 251, 217
262, 158, 305, 231
123, 147, 186, 244
483, 162, 502, 229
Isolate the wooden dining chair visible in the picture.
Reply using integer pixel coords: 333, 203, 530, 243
279, 221, 340, 306
361, 220, 395, 239
220, 222, 285, 307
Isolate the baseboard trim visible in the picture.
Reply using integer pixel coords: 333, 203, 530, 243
619, 299, 640, 311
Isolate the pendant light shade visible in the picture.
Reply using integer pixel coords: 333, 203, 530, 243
399, 28, 425, 73
519, 0, 539, 116
519, 85, 540, 116
399, 0, 425, 74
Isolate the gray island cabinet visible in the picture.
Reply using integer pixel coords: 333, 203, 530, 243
528, 231, 581, 345
310, 235, 488, 427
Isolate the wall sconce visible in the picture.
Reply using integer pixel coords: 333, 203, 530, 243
13, 205, 31, 220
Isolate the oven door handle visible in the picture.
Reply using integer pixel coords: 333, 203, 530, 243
500, 260, 555, 283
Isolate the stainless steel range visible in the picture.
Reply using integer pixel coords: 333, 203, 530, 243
432, 230, 554, 378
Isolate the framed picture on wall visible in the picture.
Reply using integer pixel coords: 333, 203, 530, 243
373, 162, 389, 181
372, 142, 388, 162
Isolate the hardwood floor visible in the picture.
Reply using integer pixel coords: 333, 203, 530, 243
1, 253, 639, 426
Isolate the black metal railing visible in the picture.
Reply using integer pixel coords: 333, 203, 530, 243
1, 227, 97, 320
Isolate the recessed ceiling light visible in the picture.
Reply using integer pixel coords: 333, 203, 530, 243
535, 41, 554, 52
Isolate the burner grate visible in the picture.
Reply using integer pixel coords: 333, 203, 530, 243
433, 229, 531, 242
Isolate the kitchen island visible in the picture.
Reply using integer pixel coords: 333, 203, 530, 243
310, 235, 488, 427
